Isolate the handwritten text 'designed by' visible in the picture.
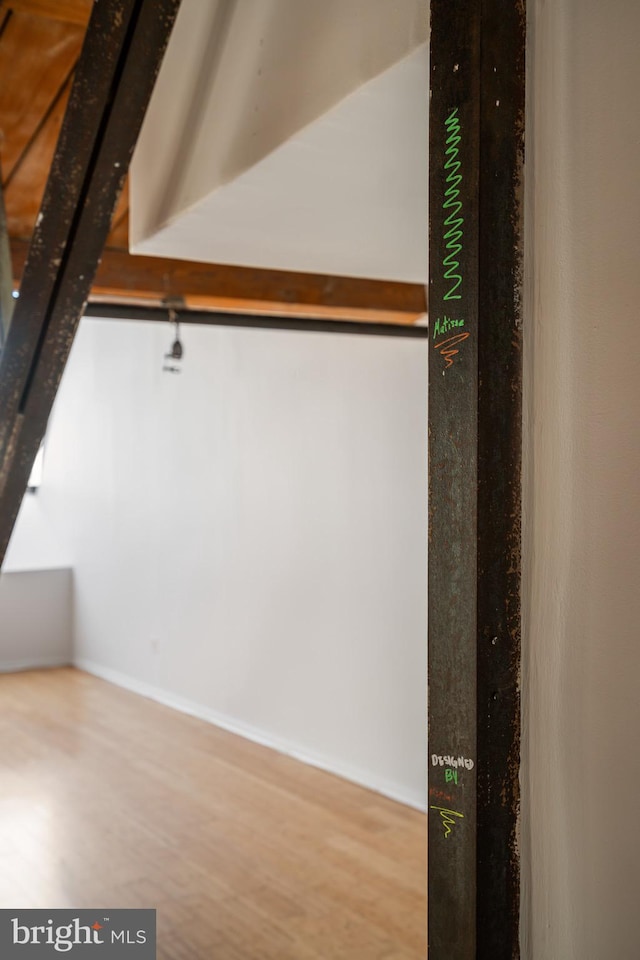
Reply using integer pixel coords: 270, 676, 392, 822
431, 754, 474, 770
430, 806, 465, 839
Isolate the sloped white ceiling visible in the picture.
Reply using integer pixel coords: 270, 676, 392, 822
131, 0, 428, 283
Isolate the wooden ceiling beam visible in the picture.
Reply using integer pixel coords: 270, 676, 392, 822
10, 238, 427, 324
3, 0, 92, 26
0, 9, 83, 183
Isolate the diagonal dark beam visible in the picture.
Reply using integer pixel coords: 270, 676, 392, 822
0, 163, 12, 349
0, 0, 181, 566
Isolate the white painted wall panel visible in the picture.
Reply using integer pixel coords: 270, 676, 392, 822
28, 318, 427, 809
523, 0, 640, 955
0, 569, 73, 672
4, 493, 73, 573
134, 47, 429, 283
132, 0, 426, 240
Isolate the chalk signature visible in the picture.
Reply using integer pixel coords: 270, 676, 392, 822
430, 805, 465, 839
433, 331, 470, 369
431, 754, 474, 770
443, 107, 464, 301
429, 788, 455, 804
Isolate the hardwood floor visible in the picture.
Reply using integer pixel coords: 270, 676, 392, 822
0, 668, 426, 958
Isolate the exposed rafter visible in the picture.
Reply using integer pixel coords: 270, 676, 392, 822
1, 0, 92, 27
10, 238, 427, 325
0, 3, 428, 325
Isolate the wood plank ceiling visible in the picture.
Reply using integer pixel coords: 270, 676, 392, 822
0, 0, 427, 324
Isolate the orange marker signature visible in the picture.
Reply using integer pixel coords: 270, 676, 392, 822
434, 331, 470, 369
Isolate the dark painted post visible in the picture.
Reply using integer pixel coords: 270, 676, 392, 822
428, 1, 524, 957
476, 2, 525, 956
0, 165, 12, 349
428, 2, 481, 957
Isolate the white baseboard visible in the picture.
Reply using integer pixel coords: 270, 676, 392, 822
74, 657, 426, 812
0, 656, 71, 673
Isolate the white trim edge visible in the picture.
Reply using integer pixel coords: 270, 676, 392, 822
74, 657, 426, 812
0, 656, 72, 674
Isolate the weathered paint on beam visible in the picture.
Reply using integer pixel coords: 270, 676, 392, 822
428, 2, 481, 957
476, 1, 524, 956
0, 0, 182, 566
0, 164, 12, 348
428, 0, 524, 956
0, 0, 141, 476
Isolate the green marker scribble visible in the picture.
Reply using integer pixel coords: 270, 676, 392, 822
442, 107, 464, 301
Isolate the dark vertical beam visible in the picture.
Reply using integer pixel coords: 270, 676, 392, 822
0, 164, 12, 348
428, 0, 524, 957
476, 1, 525, 957
428, 2, 481, 957
0, 0, 181, 566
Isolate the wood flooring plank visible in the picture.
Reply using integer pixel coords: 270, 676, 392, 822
0, 667, 426, 957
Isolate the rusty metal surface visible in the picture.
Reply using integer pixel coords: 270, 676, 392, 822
428, 1, 481, 957
476, 0, 525, 957
428, 0, 524, 956
0, 0, 181, 566
0, 0, 138, 453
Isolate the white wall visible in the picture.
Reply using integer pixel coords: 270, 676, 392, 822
4, 493, 73, 573
523, 0, 640, 955
0, 569, 72, 671
1, 461, 74, 673
22, 317, 427, 809
132, 46, 429, 284
131, 0, 427, 283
